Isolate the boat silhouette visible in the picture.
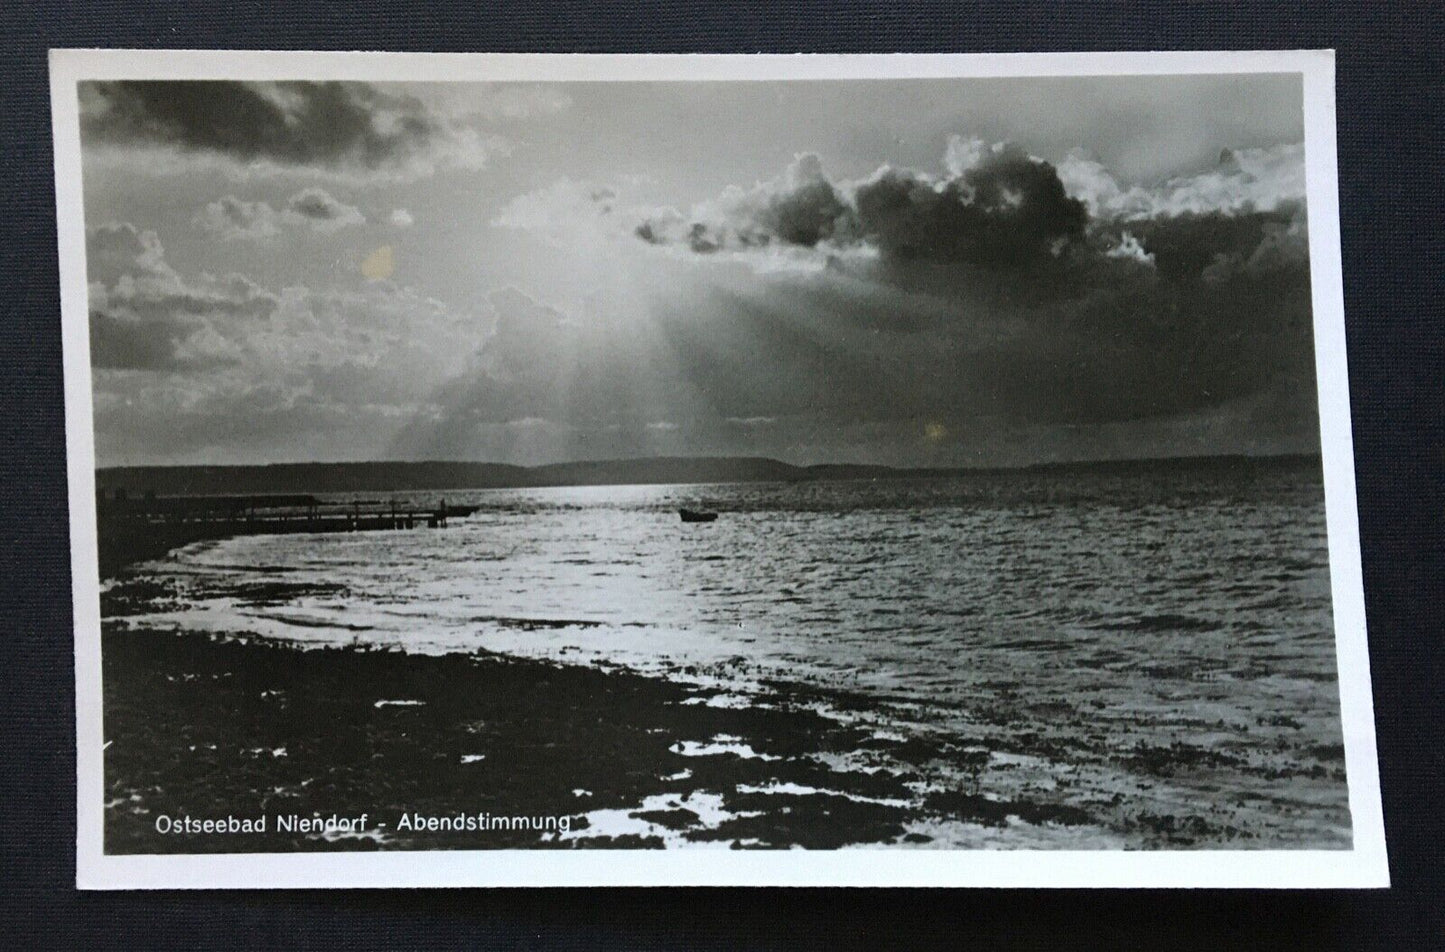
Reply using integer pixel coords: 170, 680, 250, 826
678, 508, 718, 523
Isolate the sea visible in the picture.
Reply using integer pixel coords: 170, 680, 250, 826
103, 457, 1353, 848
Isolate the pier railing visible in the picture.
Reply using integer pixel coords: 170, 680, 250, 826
95, 491, 481, 576
96, 492, 474, 531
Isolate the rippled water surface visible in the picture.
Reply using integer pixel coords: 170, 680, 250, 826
107, 460, 1352, 847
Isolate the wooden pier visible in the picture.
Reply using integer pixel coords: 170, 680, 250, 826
95, 491, 478, 577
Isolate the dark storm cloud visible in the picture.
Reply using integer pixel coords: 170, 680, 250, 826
750, 154, 851, 247
80, 81, 485, 176
853, 145, 1087, 268
1123, 203, 1310, 285
970, 213, 1314, 428
842, 200, 1315, 429
634, 145, 1088, 271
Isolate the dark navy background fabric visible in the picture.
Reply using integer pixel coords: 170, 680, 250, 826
2, 3, 1441, 948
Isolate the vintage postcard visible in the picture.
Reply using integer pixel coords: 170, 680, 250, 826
52, 50, 1386, 888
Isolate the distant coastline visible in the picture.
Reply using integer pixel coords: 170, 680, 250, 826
95, 452, 1324, 498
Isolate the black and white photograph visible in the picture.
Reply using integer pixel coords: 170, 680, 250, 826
53, 51, 1385, 888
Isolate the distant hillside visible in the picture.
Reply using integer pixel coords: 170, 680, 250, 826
94, 453, 1321, 497
94, 457, 874, 496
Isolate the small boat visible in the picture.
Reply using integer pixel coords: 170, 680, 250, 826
679, 508, 718, 523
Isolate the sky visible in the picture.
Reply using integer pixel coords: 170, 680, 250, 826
79, 74, 1318, 467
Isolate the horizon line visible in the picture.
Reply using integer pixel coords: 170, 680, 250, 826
96, 449, 1324, 473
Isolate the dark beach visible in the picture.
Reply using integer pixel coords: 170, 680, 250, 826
102, 614, 1346, 853
104, 624, 992, 852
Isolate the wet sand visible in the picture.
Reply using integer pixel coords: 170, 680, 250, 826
104, 627, 948, 852
102, 620, 1347, 853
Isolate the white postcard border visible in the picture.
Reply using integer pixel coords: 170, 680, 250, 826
51, 48, 1387, 889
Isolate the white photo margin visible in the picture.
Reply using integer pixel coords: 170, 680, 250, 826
50, 48, 1387, 890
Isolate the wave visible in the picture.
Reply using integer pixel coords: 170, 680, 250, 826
1093, 613, 1220, 634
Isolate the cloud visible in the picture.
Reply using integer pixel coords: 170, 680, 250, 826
613, 137, 1307, 283
196, 187, 365, 240
80, 80, 491, 179
389, 208, 415, 228
87, 223, 277, 369
86, 220, 174, 287
713, 153, 851, 249
492, 177, 620, 242
86, 220, 482, 463
473, 135, 1316, 458
196, 196, 281, 241
630, 154, 853, 254
853, 139, 1088, 268
1057, 144, 1306, 220
1104, 231, 1155, 266
626, 142, 1089, 272
285, 187, 366, 229
613, 134, 1312, 317
1105, 200, 1308, 285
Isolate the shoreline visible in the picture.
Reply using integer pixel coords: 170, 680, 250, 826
102, 627, 951, 852
101, 624, 1349, 853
